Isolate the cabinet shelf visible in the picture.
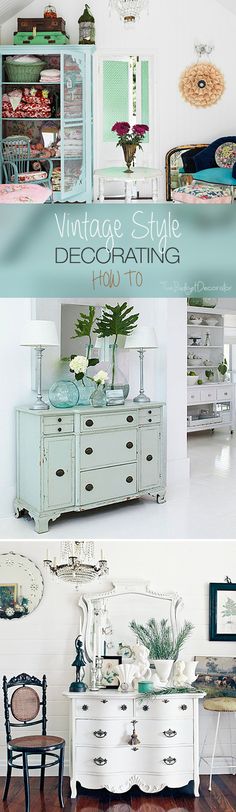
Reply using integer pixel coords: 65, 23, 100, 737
187, 345, 222, 349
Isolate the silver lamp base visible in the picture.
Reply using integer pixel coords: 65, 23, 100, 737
31, 347, 50, 411
133, 392, 150, 403
31, 398, 49, 411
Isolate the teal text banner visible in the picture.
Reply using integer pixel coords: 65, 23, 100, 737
0, 203, 235, 297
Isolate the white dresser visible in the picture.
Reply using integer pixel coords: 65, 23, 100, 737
64, 689, 204, 798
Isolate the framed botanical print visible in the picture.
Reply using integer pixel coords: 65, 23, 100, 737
101, 656, 122, 689
209, 583, 236, 641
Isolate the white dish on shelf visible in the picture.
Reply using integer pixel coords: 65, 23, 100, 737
204, 317, 219, 326
187, 316, 203, 325
187, 376, 198, 386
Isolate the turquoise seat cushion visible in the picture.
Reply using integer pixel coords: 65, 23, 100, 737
192, 168, 236, 186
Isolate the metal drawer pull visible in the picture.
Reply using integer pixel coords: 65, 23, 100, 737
142, 705, 149, 712
56, 469, 65, 477
121, 704, 127, 711
163, 757, 176, 766
146, 454, 153, 461
85, 419, 93, 427
162, 699, 169, 704
58, 427, 62, 432
85, 447, 93, 455
94, 757, 107, 766
126, 441, 133, 449
101, 699, 108, 704
93, 730, 107, 738
148, 410, 152, 414
85, 483, 93, 491
126, 415, 134, 423
82, 705, 88, 711
181, 704, 187, 711
148, 419, 152, 423
163, 729, 177, 738
58, 418, 62, 423
126, 476, 133, 483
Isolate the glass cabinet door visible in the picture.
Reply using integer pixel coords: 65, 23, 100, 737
61, 52, 86, 200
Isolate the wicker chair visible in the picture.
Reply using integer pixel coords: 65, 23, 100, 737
1, 136, 53, 188
2, 673, 65, 812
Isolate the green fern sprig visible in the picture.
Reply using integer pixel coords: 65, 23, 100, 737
130, 617, 194, 660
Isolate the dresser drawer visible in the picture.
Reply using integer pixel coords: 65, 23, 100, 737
75, 745, 193, 775
80, 411, 137, 432
216, 386, 232, 401
80, 463, 137, 506
75, 718, 193, 748
136, 696, 193, 720
75, 719, 131, 748
80, 429, 137, 470
187, 389, 199, 405
139, 408, 161, 425
75, 697, 133, 719
200, 387, 216, 403
43, 415, 74, 435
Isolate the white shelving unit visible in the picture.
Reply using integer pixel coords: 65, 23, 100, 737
187, 305, 235, 434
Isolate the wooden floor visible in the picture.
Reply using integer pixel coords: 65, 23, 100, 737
1, 776, 236, 811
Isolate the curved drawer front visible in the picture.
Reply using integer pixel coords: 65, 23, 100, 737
75, 718, 193, 748
80, 463, 137, 506
80, 429, 137, 470
43, 415, 74, 435
81, 411, 137, 432
75, 719, 132, 747
75, 697, 133, 719
136, 696, 193, 720
75, 745, 193, 775
139, 408, 161, 425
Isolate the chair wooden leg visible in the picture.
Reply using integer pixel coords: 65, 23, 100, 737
40, 753, 46, 792
23, 752, 30, 812
58, 745, 65, 808
3, 756, 12, 801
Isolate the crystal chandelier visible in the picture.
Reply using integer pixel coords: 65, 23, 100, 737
109, 0, 149, 24
44, 541, 108, 585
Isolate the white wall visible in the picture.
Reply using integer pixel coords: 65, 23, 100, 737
0, 299, 32, 518
1, 0, 236, 184
0, 538, 235, 776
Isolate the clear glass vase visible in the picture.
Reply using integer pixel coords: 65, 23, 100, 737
90, 385, 106, 408
105, 345, 129, 400
49, 380, 79, 409
76, 376, 96, 405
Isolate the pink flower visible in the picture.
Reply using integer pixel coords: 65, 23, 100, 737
132, 124, 149, 136
111, 121, 130, 136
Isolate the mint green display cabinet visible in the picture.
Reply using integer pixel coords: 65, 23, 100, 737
0, 45, 94, 202
15, 403, 166, 533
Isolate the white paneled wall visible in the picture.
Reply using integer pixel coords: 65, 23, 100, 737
0, 538, 236, 776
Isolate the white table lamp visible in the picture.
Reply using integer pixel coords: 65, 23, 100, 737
21, 320, 59, 410
125, 327, 158, 402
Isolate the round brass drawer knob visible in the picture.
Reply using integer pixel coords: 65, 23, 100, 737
121, 704, 127, 711
85, 447, 93, 455
56, 469, 65, 477
148, 419, 152, 423
143, 705, 149, 712
126, 415, 134, 423
126, 441, 133, 449
146, 454, 153, 461
58, 418, 62, 423
85, 483, 93, 491
181, 704, 187, 711
126, 476, 133, 483
82, 705, 88, 711
85, 419, 93, 427
58, 427, 62, 432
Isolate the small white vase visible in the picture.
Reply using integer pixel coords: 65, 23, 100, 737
116, 664, 138, 691
184, 661, 198, 684
153, 659, 174, 685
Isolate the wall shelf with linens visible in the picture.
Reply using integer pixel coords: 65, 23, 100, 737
187, 305, 235, 434
0, 45, 94, 201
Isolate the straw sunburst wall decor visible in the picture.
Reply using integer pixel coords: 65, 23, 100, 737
179, 62, 225, 107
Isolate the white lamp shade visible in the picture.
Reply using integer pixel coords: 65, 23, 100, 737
125, 327, 158, 349
21, 320, 59, 347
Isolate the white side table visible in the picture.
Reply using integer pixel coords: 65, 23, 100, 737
94, 166, 162, 203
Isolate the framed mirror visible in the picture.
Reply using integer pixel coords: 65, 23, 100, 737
0, 552, 44, 619
79, 579, 183, 662
165, 144, 208, 201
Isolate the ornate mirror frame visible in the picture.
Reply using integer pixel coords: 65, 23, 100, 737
165, 144, 208, 201
79, 579, 183, 663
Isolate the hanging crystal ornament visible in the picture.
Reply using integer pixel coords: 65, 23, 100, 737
109, 0, 149, 24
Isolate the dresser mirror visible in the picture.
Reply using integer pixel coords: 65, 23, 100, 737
0, 551, 44, 620
79, 579, 182, 662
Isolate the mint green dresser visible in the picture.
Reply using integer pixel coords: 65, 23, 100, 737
15, 402, 166, 533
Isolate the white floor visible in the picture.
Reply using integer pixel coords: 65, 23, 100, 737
1, 430, 236, 540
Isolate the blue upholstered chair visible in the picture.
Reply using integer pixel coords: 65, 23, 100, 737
1, 135, 53, 188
